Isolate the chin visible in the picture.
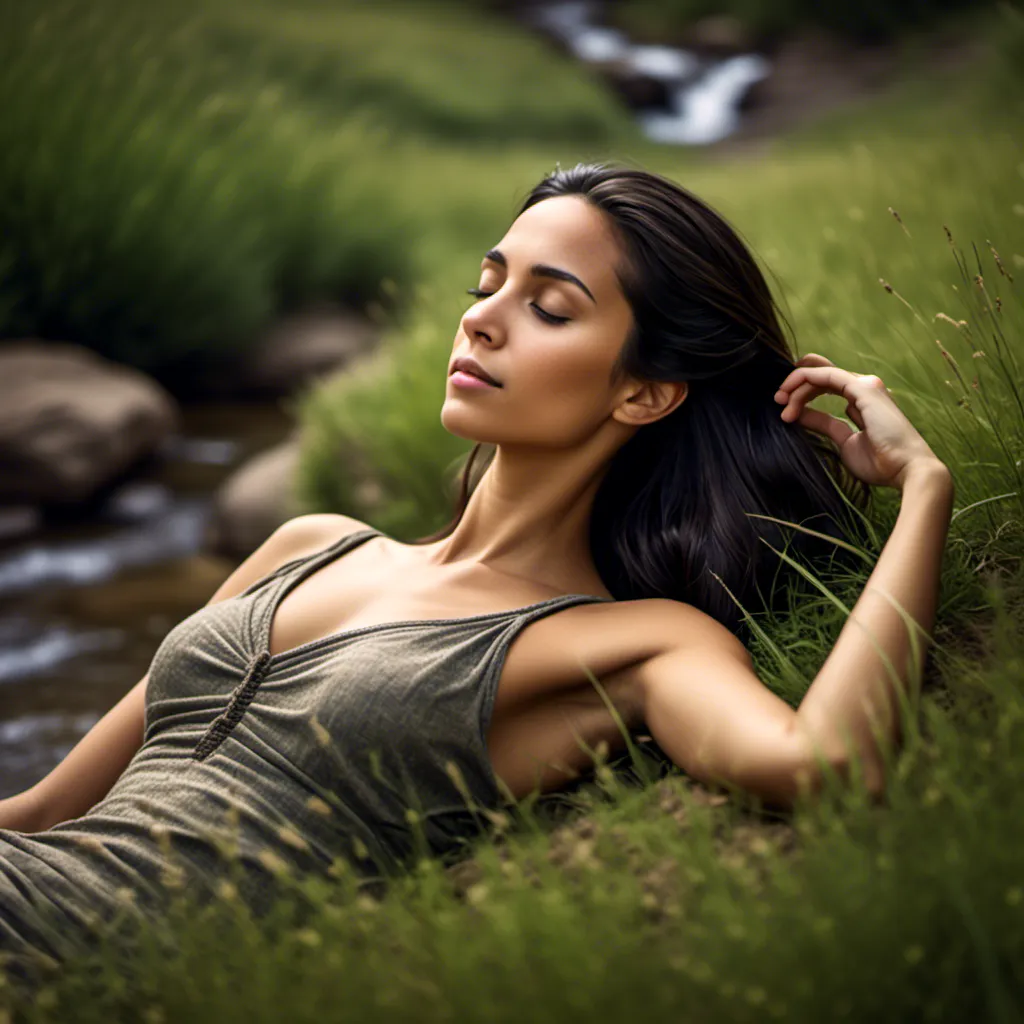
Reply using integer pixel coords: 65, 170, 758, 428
439, 402, 504, 445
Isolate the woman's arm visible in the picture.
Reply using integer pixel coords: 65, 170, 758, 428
794, 459, 953, 793
0, 677, 150, 833
637, 355, 954, 810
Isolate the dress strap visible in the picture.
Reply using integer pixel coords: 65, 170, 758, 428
235, 527, 381, 600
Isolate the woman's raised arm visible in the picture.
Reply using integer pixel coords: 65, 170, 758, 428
637, 356, 954, 810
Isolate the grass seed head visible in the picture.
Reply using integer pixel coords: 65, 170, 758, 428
309, 715, 332, 748
277, 826, 309, 852
305, 795, 334, 817
256, 849, 291, 877
988, 242, 1013, 281
216, 880, 239, 902
292, 928, 322, 948
160, 864, 187, 891
327, 857, 351, 880
482, 808, 511, 833
888, 206, 911, 237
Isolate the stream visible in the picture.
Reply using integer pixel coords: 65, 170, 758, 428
528, 0, 770, 145
0, 403, 292, 799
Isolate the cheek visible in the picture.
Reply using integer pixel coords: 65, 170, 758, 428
507, 343, 616, 437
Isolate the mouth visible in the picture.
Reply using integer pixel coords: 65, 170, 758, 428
450, 369, 501, 390
449, 359, 502, 388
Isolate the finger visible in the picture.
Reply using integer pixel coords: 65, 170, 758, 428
777, 371, 888, 424
778, 378, 847, 421
794, 352, 835, 369
776, 365, 886, 400
845, 401, 866, 431
793, 406, 856, 447
779, 380, 825, 421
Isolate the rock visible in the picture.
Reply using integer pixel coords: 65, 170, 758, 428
733, 30, 893, 132
207, 437, 303, 558
683, 15, 754, 56
0, 341, 178, 504
236, 308, 380, 398
593, 59, 672, 109
0, 505, 42, 541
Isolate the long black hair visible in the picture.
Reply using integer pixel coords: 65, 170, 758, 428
419, 161, 870, 638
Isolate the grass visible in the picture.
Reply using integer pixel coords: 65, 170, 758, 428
0, 0, 636, 375
2, 1, 1024, 1020
5, 591, 1023, 1021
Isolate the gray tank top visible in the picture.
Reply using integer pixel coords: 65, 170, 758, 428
0, 528, 613, 965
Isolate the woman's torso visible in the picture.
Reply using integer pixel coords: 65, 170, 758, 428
0, 521, 676, 964
265, 520, 668, 799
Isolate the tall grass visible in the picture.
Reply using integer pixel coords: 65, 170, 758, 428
4, 583, 1022, 1021
0, 0, 635, 375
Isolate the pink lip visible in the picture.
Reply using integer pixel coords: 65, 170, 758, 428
450, 370, 500, 390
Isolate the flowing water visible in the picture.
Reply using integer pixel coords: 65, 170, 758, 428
528, 0, 770, 145
0, 403, 292, 799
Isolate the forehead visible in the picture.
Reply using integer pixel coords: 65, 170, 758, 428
494, 195, 624, 294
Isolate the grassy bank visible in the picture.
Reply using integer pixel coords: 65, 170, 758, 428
7, 588, 1024, 1021
2, 1, 1024, 1019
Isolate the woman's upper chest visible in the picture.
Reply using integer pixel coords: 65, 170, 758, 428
266, 536, 667, 724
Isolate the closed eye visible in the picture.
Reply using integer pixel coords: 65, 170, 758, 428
466, 288, 570, 326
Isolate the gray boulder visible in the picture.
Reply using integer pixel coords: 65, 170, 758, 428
0, 341, 178, 504
207, 436, 303, 558
236, 308, 380, 397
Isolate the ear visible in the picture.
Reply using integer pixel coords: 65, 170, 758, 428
612, 378, 688, 428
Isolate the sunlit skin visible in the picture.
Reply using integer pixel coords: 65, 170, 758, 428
433, 195, 688, 596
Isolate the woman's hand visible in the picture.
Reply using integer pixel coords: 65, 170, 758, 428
774, 353, 945, 492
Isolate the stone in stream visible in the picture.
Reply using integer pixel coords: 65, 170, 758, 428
207, 436, 304, 558
0, 341, 178, 504
195, 307, 381, 400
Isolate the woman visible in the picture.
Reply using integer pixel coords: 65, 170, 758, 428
0, 162, 954, 972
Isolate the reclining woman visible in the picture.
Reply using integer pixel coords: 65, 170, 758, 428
0, 162, 954, 973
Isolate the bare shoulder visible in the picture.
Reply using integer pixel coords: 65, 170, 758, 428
577, 596, 753, 668
520, 596, 751, 695
268, 513, 373, 557
206, 513, 373, 605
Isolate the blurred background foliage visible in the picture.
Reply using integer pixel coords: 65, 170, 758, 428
0, 0, 637, 373
1, 0, 1021, 542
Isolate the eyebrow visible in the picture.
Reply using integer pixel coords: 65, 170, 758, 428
484, 248, 596, 305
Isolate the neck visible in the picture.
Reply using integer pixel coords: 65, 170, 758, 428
419, 441, 616, 597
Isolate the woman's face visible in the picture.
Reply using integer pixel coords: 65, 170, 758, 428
441, 195, 639, 449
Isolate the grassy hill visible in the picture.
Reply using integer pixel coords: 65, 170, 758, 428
2, 1, 1023, 1019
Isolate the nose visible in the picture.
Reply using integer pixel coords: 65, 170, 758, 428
461, 295, 503, 347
